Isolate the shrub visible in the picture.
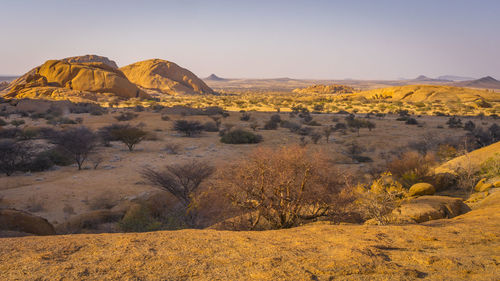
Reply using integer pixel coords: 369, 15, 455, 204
111, 127, 148, 151
174, 120, 204, 137
54, 127, 98, 170
119, 204, 162, 232
0, 118, 6, 126
164, 143, 181, 154
310, 132, 322, 144
240, 113, 251, 121
281, 120, 301, 132
387, 151, 435, 188
216, 146, 349, 229
342, 142, 367, 163
97, 124, 130, 146
354, 172, 406, 225
161, 114, 170, 121
220, 129, 263, 144
446, 116, 462, 128
114, 112, 138, 121
142, 160, 214, 226
464, 120, 476, 131
0, 127, 21, 139
405, 118, 418, 125
263, 120, 279, 130
0, 140, 33, 176
203, 121, 219, 132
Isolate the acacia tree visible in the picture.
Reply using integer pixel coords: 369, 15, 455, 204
54, 127, 97, 170
174, 120, 204, 137
216, 146, 347, 229
111, 127, 147, 151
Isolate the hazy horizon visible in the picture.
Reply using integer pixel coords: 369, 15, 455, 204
1, 0, 499, 80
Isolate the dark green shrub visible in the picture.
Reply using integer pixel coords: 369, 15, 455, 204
220, 129, 263, 144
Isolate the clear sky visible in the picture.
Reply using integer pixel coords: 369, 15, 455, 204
0, 0, 499, 79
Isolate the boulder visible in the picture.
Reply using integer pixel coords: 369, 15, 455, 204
0, 209, 55, 235
391, 196, 471, 223
408, 183, 435, 197
120, 59, 214, 95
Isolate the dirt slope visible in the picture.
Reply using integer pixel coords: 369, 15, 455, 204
1, 192, 499, 280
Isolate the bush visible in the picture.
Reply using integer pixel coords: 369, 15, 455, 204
220, 129, 263, 144
281, 120, 301, 132
97, 124, 130, 146
215, 146, 349, 229
111, 127, 148, 151
263, 119, 279, 130
174, 120, 204, 137
0, 118, 6, 126
161, 114, 170, 121
119, 204, 162, 232
446, 116, 462, 128
203, 121, 219, 132
387, 151, 435, 188
405, 118, 418, 125
0, 140, 33, 176
240, 113, 251, 121
115, 112, 138, 121
53, 127, 98, 170
354, 172, 406, 225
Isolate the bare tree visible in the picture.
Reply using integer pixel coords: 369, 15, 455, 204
322, 125, 333, 143
217, 146, 347, 229
54, 127, 97, 170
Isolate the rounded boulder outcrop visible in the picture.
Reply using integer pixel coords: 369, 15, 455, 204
120, 59, 214, 95
408, 183, 435, 197
4, 57, 149, 100
0, 209, 55, 236
391, 196, 471, 223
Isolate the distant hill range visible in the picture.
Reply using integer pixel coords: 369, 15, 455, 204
0, 76, 18, 82
437, 75, 475, 82
453, 76, 500, 89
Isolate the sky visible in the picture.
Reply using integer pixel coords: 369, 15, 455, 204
0, 0, 499, 80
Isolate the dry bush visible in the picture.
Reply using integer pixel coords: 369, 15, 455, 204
354, 172, 407, 225
89, 192, 118, 211
141, 160, 215, 226
164, 143, 181, 154
386, 151, 436, 188
214, 146, 350, 229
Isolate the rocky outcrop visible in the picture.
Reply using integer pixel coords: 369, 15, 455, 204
120, 59, 213, 95
0, 209, 55, 235
391, 196, 470, 223
293, 84, 355, 95
62, 54, 119, 69
3, 58, 149, 100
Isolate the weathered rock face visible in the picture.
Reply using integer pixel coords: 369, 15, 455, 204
3, 58, 149, 100
391, 196, 471, 223
0, 209, 55, 235
62, 54, 119, 69
120, 59, 214, 95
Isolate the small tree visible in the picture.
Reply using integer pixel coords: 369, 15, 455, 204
310, 132, 322, 144
0, 140, 32, 176
10, 119, 25, 128
111, 127, 147, 151
342, 141, 366, 163
54, 127, 97, 170
174, 120, 204, 137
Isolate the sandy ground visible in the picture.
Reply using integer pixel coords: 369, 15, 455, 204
0, 110, 496, 227
1, 191, 499, 280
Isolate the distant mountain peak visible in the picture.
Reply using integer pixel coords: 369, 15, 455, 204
205, 74, 226, 81
478, 76, 498, 82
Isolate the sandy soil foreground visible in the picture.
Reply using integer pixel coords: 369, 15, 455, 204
1, 193, 499, 281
